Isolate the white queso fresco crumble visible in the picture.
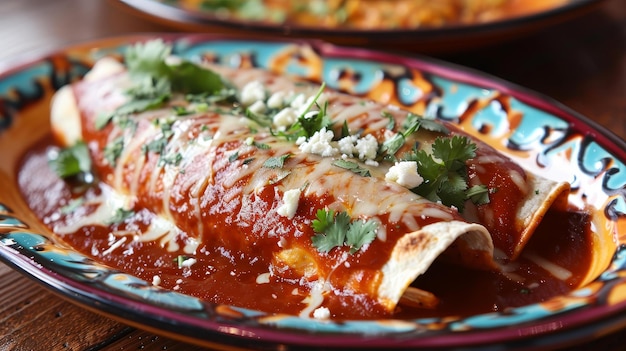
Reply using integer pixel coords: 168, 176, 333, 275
46, 41, 500, 321
239, 80, 420, 187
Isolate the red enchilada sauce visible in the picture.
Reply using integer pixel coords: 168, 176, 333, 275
18, 137, 593, 320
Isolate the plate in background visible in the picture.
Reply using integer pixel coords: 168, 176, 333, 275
113, 0, 603, 52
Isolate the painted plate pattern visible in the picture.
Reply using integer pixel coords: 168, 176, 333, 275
0, 34, 625, 350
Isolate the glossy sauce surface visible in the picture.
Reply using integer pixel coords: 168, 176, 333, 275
18, 137, 593, 320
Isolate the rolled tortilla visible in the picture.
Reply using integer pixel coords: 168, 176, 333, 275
208, 64, 571, 259
50, 58, 498, 316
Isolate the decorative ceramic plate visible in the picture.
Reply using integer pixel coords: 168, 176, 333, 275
114, 0, 603, 51
1, 34, 626, 350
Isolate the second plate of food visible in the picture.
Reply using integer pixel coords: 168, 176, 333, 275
114, 0, 603, 51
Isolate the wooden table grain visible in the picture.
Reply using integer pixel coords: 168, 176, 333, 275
0, 0, 624, 350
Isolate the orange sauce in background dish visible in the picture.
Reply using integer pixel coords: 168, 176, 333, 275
176, 0, 569, 29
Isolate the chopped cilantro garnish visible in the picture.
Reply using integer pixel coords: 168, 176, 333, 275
381, 114, 421, 158
96, 77, 171, 130
125, 39, 223, 95
254, 141, 271, 150
381, 113, 449, 160
97, 39, 225, 130
345, 218, 379, 254
103, 136, 125, 166
142, 137, 168, 155
332, 159, 371, 177
172, 105, 192, 116
382, 111, 395, 130
174, 255, 189, 268
228, 151, 240, 163
60, 197, 85, 214
106, 208, 134, 225
244, 109, 273, 128
263, 154, 291, 168
159, 152, 183, 166
408, 113, 448, 134
466, 185, 490, 206
311, 209, 378, 254
48, 141, 92, 179
276, 83, 332, 141
412, 135, 481, 211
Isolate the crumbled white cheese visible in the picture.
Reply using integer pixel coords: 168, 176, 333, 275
180, 257, 197, 268
355, 134, 378, 161
247, 100, 266, 114
273, 107, 298, 130
256, 272, 271, 284
337, 134, 378, 162
297, 127, 338, 157
276, 188, 302, 219
365, 159, 379, 167
240, 80, 266, 106
152, 275, 161, 286
313, 306, 331, 320
278, 236, 287, 248
289, 93, 307, 109
338, 135, 358, 156
267, 91, 287, 109
385, 161, 424, 188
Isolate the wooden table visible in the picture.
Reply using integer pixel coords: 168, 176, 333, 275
0, 0, 624, 350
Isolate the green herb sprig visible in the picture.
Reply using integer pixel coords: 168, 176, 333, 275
97, 39, 225, 130
48, 141, 92, 179
273, 83, 332, 141
407, 135, 488, 211
311, 209, 378, 254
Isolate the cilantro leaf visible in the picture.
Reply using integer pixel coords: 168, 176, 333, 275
125, 39, 223, 94
412, 136, 484, 212
170, 61, 224, 95
125, 39, 172, 80
332, 159, 371, 177
311, 209, 378, 254
311, 208, 336, 234
381, 113, 421, 158
106, 208, 134, 225
431, 135, 477, 172
97, 39, 225, 130
346, 219, 378, 254
311, 210, 350, 253
466, 185, 490, 205
263, 154, 291, 168
104, 136, 125, 167
382, 111, 395, 130
277, 83, 332, 141
407, 113, 448, 134
48, 141, 92, 179
437, 172, 469, 209
159, 152, 183, 166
